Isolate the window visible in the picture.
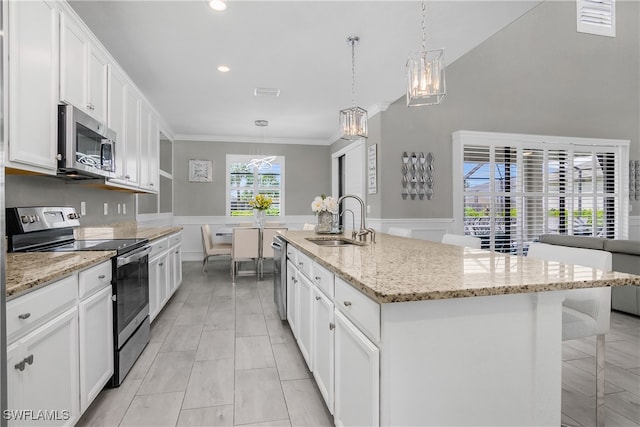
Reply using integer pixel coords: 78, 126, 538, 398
453, 131, 629, 254
226, 154, 284, 217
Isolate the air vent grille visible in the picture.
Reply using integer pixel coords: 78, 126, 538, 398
577, 0, 615, 37
254, 87, 281, 97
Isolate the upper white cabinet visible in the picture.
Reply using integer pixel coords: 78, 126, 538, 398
107, 65, 127, 181
123, 87, 140, 186
60, 12, 108, 123
138, 101, 159, 192
5, 0, 59, 174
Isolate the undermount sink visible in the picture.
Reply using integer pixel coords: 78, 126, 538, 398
306, 237, 362, 247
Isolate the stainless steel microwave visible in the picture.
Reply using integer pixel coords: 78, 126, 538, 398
57, 104, 116, 179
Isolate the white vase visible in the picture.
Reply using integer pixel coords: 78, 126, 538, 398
254, 209, 266, 228
317, 211, 333, 233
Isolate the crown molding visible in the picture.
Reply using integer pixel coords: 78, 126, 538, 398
173, 134, 330, 146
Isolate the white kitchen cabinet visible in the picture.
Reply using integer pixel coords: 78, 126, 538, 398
286, 261, 298, 338
5, 0, 59, 174
169, 244, 183, 296
138, 101, 152, 190
7, 307, 79, 427
123, 87, 140, 186
149, 116, 160, 190
60, 12, 108, 123
107, 65, 126, 180
334, 310, 379, 427
312, 286, 334, 414
149, 252, 170, 322
296, 272, 313, 369
78, 285, 113, 413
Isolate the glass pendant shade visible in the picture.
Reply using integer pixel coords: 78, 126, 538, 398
407, 48, 446, 106
339, 106, 368, 140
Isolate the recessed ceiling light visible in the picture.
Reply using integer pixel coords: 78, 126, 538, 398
254, 120, 269, 127
209, 0, 226, 11
217, 65, 230, 73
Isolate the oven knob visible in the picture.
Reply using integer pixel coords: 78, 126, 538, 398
20, 215, 29, 224
68, 213, 74, 220
29, 215, 36, 223
34, 215, 40, 222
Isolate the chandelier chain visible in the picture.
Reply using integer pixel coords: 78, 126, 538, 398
421, 1, 427, 51
351, 38, 356, 107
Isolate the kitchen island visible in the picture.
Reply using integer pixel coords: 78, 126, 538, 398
278, 230, 640, 426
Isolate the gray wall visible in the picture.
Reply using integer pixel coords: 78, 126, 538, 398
335, 0, 640, 219
173, 140, 331, 216
5, 174, 136, 226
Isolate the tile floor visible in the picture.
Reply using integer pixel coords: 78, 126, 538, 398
77, 260, 639, 427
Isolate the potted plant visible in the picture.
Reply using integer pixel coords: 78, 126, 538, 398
249, 194, 272, 227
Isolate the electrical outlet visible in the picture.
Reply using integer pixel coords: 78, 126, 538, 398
103, 203, 108, 215
117, 204, 121, 214
122, 204, 126, 215
80, 201, 86, 216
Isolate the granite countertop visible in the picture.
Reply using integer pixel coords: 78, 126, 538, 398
6, 251, 115, 299
279, 231, 640, 304
74, 222, 182, 241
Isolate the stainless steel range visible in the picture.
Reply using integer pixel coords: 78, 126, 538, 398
6, 206, 151, 387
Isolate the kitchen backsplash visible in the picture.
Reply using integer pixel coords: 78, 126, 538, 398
5, 174, 135, 226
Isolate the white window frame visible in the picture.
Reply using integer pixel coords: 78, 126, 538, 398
452, 131, 630, 252
225, 154, 285, 218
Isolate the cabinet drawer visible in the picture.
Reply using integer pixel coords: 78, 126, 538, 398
286, 244, 298, 265
312, 262, 334, 298
168, 232, 182, 247
7, 274, 78, 341
79, 261, 112, 299
335, 276, 380, 343
149, 237, 169, 259
295, 251, 312, 279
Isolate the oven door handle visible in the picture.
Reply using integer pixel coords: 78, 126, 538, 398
117, 246, 151, 267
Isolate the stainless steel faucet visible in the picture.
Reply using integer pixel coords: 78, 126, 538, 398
340, 209, 357, 240
337, 194, 376, 243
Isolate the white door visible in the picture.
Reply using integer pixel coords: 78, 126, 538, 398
286, 261, 297, 338
78, 286, 114, 412
334, 310, 379, 427
15, 307, 80, 427
296, 273, 313, 370
312, 287, 334, 413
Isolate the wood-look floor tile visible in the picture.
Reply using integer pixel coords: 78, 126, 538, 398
196, 329, 235, 361
183, 359, 235, 409
119, 391, 184, 427
160, 324, 204, 352
137, 351, 195, 395
235, 336, 276, 370
150, 316, 175, 344
605, 391, 640, 423
234, 368, 289, 425
127, 342, 161, 381
205, 309, 236, 331
567, 358, 640, 396
236, 314, 268, 337
177, 405, 234, 427
281, 379, 333, 427
76, 379, 141, 427
272, 342, 311, 381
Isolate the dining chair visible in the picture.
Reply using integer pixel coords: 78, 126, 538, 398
231, 227, 260, 285
260, 227, 288, 279
201, 224, 232, 273
302, 223, 316, 231
441, 233, 482, 249
387, 227, 413, 238
527, 241, 612, 426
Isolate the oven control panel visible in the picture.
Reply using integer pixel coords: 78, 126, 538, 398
7, 206, 81, 234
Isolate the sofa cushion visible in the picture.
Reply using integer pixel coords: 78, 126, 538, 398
604, 239, 640, 256
539, 234, 606, 250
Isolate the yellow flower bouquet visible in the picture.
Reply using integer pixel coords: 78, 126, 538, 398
249, 194, 273, 210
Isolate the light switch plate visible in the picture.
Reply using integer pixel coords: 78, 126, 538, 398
80, 201, 86, 216
123, 204, 126, 215
103, 203, 108, 215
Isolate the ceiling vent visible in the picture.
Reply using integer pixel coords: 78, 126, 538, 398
254, 87, 281, 97
576, 0, 615, 37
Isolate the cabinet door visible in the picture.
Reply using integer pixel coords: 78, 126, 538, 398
124, 87, 140, 185
107, 65, 127, 180
138, 101, 151, 189
149, 115, 160, 191
12, 307, 79, 427
334, 310, 379, 427
87, 45, 108, 123
312, 287, 334, 413
6, 0, 59, 173
286, 261, 297, 338
6, 341, 23, 427
296, 273, 313, 369
60, 13, 87, 110
78, 286, 114, 413
170, 245, 183, 295
149, 254, 169, 322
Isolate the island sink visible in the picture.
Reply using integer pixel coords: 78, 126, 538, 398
305, 237, 363, 247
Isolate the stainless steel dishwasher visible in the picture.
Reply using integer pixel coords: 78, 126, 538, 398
271, 236, 287, 320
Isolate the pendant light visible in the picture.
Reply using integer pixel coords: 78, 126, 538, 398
406, 2, 446, 106
339, 36, 368, 140
247, 120, 275, 170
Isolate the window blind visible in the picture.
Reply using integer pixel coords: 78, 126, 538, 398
227, 155, 284, 217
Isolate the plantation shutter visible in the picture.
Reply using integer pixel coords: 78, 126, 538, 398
227, 155, 284, 217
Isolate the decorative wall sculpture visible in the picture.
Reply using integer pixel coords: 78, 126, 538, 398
401, 151, 434, 200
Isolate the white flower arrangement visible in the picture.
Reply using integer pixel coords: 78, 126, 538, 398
311, 194, 339, 214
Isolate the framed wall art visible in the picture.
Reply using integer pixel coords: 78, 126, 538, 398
188, 159, 213, 182
368, 144, 377, 194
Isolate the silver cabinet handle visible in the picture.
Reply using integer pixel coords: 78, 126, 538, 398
315, 276, 321, 281
343, 301, 352, 307
329, 323, 335, 330
315, 296, 321, 301
24, 354, 33, 366
298, 261, 304, 266
14, 360, 25, 371
98, 275, 106, 279
159, 263, 164, 267
18, 313, 31, 319
175, 250, 179, 254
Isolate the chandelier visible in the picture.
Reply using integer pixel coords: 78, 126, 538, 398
406, 2, 446, 106
339, 36, 368, 140
247, 120, 275, 170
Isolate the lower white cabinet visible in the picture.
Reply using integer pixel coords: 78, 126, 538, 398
78, 285, 114, 412
7, 307, 79, 427
296, 273, 313, 369
149, 252, 169, 322
286, 261, 298, 337
334, 310, 379, 427
312, 286, 335, 414
169, 244, 183, 295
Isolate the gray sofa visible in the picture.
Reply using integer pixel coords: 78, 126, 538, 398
538, 234, 640, 316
